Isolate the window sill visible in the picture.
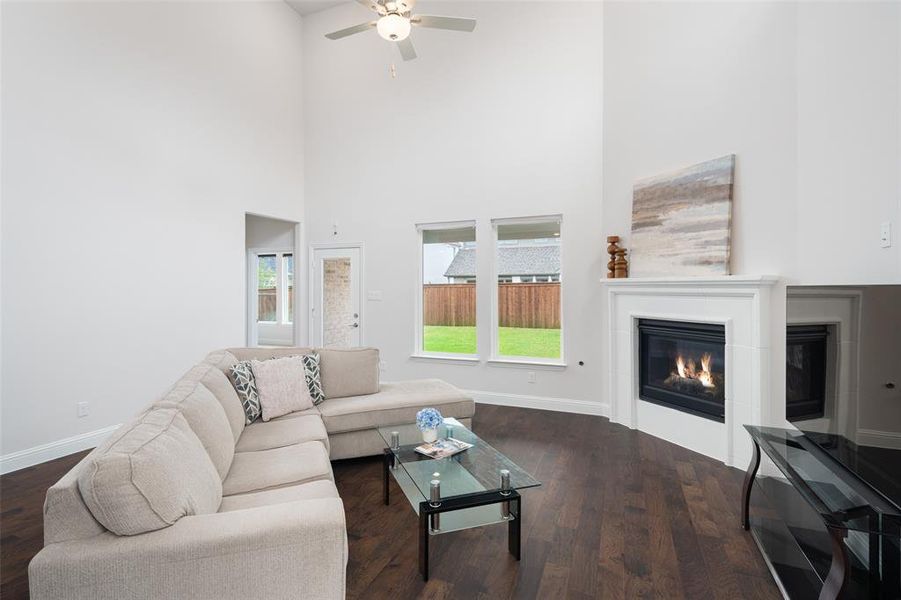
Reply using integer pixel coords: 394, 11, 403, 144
410, 354, 481, 365
486, 358, 567, 370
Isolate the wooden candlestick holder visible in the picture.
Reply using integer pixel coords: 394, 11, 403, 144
614, 248, 628, 278
606, 236, 620, 279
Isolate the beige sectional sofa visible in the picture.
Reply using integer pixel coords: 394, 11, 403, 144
29, 346, 474, 600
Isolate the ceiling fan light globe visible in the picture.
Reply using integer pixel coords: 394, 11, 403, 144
377, 13, 411, 41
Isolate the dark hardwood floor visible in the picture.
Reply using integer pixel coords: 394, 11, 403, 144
0, 405, 779, 599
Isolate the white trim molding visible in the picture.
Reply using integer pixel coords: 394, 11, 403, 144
603, 275, 779, 468
469, 390, 609, 417
856, 428, 901, 450
1, 424, 121, 475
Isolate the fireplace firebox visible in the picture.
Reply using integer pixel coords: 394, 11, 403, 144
785, 324, 829, 421
638, 319, 726, 422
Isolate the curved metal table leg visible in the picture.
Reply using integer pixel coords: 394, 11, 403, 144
819, 525, 849, 600
742, 439, 761, 531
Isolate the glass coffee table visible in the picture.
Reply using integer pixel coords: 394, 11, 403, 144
378, 418, 540, 581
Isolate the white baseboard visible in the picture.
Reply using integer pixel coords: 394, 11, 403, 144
856, 428, 901, 450
468, 390, 610, 417
1, 424, 121, 475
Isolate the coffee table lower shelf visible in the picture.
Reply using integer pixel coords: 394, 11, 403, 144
383, 448, 522, 581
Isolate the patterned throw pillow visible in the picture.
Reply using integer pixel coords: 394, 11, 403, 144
303, 353, 325, 405
229, 361, 262, 424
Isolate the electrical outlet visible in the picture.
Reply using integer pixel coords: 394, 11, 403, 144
880, 222, 892, 248
379, 360, 387, 371
527, 371, 536, 384
368, 290, 383, 301
77, 402, 89, 418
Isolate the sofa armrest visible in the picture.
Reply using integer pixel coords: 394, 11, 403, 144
29, 497, 346, 600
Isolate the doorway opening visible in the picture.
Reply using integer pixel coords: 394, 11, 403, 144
246, 214, 301, 347
311, 245, 363, 348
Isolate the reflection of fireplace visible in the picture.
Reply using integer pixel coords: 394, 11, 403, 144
785, 325, 829, 421
638, 319, 726, 422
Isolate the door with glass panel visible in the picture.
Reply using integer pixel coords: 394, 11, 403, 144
251, 251, 295, 346
311, 247, 362, 348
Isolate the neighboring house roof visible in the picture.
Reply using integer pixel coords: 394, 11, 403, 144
443, 246, 560, 278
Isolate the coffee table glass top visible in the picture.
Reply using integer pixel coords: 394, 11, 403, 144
378, 418, 541, 503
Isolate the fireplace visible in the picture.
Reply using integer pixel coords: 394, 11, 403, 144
638, 319, 726, 422
785, 324, 829, 421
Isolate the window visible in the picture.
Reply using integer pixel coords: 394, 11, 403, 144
492, 217, 562, 361
256, 251, 293, 325
257, 254, 278, 322
418, 222, 477, 356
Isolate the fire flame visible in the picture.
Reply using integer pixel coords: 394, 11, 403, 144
674, 352, 715, 388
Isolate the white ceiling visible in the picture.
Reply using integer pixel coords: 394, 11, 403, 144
286, 0, 346, 16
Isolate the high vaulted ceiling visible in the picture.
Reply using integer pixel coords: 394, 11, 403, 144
286, 0, 345, 16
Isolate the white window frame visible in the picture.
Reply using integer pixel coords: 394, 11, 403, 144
413, 220, 480, 362
489, 215, 565, 367
248, 248, 294, 325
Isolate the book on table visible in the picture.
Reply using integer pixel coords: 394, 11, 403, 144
414, 437, 473, 459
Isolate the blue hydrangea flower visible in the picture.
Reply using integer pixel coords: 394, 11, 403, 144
416, 407, 443, 431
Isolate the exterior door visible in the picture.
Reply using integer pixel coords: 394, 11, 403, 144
311, 247, 362, 348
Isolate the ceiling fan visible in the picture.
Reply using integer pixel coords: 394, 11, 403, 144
324, 0, 476, 62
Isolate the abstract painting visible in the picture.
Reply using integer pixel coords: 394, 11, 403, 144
629, 154, 735, 277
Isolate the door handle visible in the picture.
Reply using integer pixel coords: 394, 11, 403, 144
350, 323, 359, 328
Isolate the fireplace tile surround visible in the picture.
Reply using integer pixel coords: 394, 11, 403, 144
603, 276, 779, 468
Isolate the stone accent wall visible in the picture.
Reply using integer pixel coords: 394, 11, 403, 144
323, 258, 353, 347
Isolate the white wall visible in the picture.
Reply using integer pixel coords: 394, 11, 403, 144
246, 214, 297, 250
1, 1, 305, 459
603, 1, 901, 285
305, 0, 899, 418
303, 2, 605, 407
603, 2, 901, 452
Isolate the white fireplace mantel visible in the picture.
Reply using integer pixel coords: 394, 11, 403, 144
602, 275, 780, 468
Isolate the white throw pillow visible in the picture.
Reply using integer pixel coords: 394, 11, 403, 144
251, 356, 314, 421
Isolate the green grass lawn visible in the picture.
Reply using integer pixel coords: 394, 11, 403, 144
423, 326, 560, 358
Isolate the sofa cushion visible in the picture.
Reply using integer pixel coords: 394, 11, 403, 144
199, 362, 245, 443
318, 379, 474, 434
158, 365, 236, 479
218, 479, 339, 512
252, 356, 314, 421
318, 347, 379, 399
222, 441, 332, 496
235, 415, 329, 454
78, 407, 222, 536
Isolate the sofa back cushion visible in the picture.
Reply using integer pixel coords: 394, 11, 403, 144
200, 352, 246, 442
77, 407, 222, 536
159, 364, 236, 479
318, 347, 380, 399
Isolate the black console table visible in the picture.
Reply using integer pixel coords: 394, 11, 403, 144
742, 426, 901, 599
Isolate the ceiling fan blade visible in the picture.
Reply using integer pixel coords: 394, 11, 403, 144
412, 15, 476, 32
397, 37, 417, 61
356, 0, 386, 16
325, 21, 377, 40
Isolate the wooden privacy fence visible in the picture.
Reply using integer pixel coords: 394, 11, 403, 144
423, 282, 560, 329
258, 287, 293, 321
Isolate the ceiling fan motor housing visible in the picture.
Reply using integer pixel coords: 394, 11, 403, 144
377, 13, 411, 41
